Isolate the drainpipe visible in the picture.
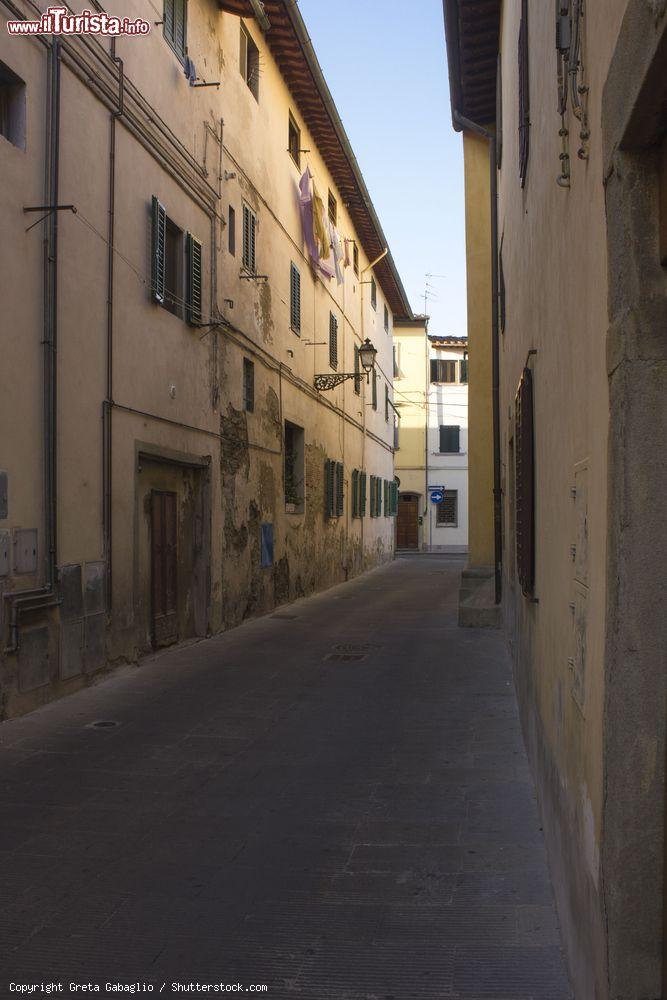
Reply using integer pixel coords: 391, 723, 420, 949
4, 38, 62, 654
453, 110, 502, 606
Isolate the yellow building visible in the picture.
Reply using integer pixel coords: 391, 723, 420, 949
445, 0, 667, 996
0, 0, 412, 717
393, 316, 428, 550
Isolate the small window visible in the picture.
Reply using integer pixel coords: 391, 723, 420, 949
260, 523, 274, 567
243, 358, 254, 413
0, 61, 26, 150
288, 113, 300, 167
285, 421, 305, 512
290, 262, 301, 335
329, 312, 338, 369
151, 197, 200, 323
228, 205, 236, 257
353, 244, 359, 276
384, 304, 389, 332
242, 204, 256, 273
328, 190, 337, 225
370, 277, 377, 311
325, 459, 344, 519
436, 490, 458, 526
430, 359, 457, 383
439, 425, 460, 454
164, 0, 186, 60
240, 22, 259, 101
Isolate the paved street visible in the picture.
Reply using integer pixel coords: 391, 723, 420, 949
0, 556, 571, 999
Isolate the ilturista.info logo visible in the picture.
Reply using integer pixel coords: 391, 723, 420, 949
6, 7, 151, 35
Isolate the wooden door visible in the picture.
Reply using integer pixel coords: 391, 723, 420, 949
397, 495, 419, 550
151, 491, 178, 647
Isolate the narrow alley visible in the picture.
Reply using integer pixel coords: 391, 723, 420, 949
1, 557, 571, 998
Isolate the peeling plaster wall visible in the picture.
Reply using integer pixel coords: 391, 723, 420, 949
0, 0, 398, 719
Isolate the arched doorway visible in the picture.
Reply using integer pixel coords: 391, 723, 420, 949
396, 493, 420, 550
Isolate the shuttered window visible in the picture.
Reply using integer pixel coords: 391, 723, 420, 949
369, 476, 382, 518
369, 476, 376, 517
372, 369, 377, 410
325, 459, 344, 518
439, 425, 460, 453
242, 204, 256, 273
515, 367, 535, 595
370, 278, 377, 311
185, 233, 202, 326
351, 470, 360, 518
354, 345, 361, 394
391, 481, 398, 516
383, 480, 391, 517
164, 0, 186, 59
430, 359, 457, 383
290, 262, 301, 335
436, 490, 458, 526
228, 205, 236, 256
518, 0, 530, 187
329, 312, 338, 369
151, 196, 166, 304
243, 358, 254, 413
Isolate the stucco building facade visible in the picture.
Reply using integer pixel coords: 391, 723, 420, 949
445, 0, 667, 996
426, 335, 468, 554
0, 0, 411, 718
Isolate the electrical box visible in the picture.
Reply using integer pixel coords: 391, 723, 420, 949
13, 528, 38, 575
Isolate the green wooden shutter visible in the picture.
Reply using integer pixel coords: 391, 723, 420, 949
185, 233, 202, 326
351, 470, 359, 518
325, 459, 335, 519
151, 196, 166, 304
360, 472, 367, 516
173, 0, 186, 56
335, 462, 344, 516
290, 263, 301, 334
164, 0, 175, 45
329, 313, 338, 369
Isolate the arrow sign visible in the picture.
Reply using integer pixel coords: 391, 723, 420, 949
430, 490, 444, 504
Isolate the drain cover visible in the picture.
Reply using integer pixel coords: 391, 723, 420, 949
86, 720, 120, 730
324, 653, 368, 662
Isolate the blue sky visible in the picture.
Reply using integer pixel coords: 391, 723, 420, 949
297, 0, 466, 337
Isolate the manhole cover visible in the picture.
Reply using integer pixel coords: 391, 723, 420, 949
324, 653, 368, 662
86, 720, 120, 729
332, 643, 381, 654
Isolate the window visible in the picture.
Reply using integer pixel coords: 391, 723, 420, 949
393, 344, 401, 378
353, 244, 359, 276
384, 304, 389, 333
372, 369, 378, 410
328, 190, 337, 225
383, 480, 398, 517
460, 356, 469, 384
436, 490, 458, 526
393, 416, 399, 451
151, 196, 202, 325
243, 358, 254, 413
515, 367, 535, 594
242, 204, 256, 273
288, 113, 300, 167
351, 469, 366, 518
290, 262, 301, 335
284, 421, 305, 512
0, 61, 26, 150
354, 345, 361, 394
228, 206, 236, 256
439, 425, 460, 453
430, 359, 457, 383
329, 312, 338, 369
369, 476, 382, 518
518, 0, 530, 187
240, 23, 259, 101
164, 0, 186, 59
325, 459, 344, 519
370, 277, 377, 311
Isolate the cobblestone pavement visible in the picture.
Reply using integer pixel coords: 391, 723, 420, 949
0, 555, 572, 999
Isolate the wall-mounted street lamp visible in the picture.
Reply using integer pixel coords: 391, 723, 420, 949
314, 338, 378, 392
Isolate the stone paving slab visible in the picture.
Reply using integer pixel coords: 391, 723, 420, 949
0, 555, 572, 998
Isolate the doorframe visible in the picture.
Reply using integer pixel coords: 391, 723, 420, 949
397, 491, 422, 550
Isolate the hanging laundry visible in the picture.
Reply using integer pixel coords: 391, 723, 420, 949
298, 167, 319, 266
328, 218, 345, 286
298, 167, 335, 280
343, 238, 351, 269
